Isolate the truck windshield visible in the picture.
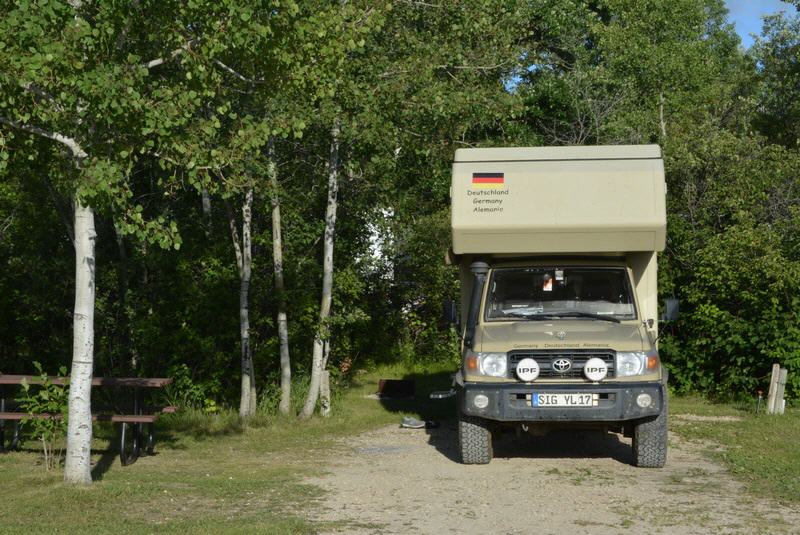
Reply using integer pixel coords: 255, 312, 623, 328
485, 267, 636, 321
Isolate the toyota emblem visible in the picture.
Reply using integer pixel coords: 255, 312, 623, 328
556, 331, 567, 340
552, 358, 572, 373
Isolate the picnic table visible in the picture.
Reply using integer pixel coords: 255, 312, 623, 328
0, 375, 174, 466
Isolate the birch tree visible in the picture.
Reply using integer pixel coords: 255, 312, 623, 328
226, 187, 257, 418
0, 1, 230, 483
267, 141, 293, 415
300, 120, 341, 419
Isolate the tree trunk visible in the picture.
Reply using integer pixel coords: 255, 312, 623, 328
0, 116, 95, 485
659, 92, 667, 140
227, 189, 257, 419
320, 370, 331, 418
320, 340, 331, 417
268, 140, 292, 416
299, 119, 340, 419
201, 187, 212, 237
64, 198, 96, 485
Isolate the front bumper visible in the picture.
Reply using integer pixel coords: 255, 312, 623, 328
459, 380, 664, 422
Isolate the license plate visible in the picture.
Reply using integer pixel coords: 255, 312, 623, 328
532, 393, 596, 407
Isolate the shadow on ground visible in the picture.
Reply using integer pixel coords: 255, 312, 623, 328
425, 422, 633, 465
376, 369, 457, 422
374, 369, 633, 466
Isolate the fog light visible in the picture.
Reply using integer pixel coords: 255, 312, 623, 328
474, 394, 489, 409
636, 393, 652, 408
584, 357, 608, 382
515, 358, 540, 382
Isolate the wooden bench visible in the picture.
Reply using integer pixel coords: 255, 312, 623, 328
0, 375, 174, 466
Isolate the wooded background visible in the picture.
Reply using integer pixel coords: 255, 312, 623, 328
2, 0, 799, 418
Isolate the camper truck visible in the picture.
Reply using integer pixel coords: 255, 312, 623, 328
448, 145, 669, 467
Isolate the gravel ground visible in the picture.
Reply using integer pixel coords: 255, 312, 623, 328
307, 422, 799, 534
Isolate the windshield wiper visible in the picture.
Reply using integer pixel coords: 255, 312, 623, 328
500, 312, 545, 320
500, 312, 564, 321
545, 311, 621, 323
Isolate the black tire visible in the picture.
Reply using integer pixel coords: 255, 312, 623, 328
458, 413, 493, 464
632, 392, 668, 468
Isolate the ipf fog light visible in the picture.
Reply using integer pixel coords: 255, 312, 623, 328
636, 393, 652, 408
473, 394, 489, 409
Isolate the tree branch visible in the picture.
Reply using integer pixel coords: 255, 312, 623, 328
0, 116, 87, 159
143, 46, 187, 69
212, 59, 263, 84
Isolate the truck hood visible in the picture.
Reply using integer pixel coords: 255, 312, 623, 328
476, 319, 646, 352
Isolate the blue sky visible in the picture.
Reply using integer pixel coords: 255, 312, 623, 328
725, 0, 795, 48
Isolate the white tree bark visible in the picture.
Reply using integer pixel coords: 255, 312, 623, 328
201, 187, 212, 237
300, 119, 340, 419
268, 141, 293, 415
320, 370, 331, 418
64, 198, 96, 485
227, 189, 257, 419
320, 340, 331, 417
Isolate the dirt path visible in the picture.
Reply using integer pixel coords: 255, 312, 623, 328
307, 422, 799, 534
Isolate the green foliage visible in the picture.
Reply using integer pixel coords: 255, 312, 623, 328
2, 0, 800, 413
162, 364, 221, 413
752, 12, 800, 146
16, 361, 69, 470
663, 223, 800, 398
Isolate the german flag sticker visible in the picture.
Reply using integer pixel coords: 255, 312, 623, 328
472, 172, 505, 188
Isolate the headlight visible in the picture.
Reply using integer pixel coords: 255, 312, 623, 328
479, 353, 508, 377
615, 351, 660, 377
465, 351, 508, 377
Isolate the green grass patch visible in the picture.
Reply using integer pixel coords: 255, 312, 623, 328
671, 394, 753, 417
0, 362, 456, 534
671, 396, 800, 504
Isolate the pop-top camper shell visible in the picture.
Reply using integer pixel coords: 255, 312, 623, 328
451, 144, 666, 331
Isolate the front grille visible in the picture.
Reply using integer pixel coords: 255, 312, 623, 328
508, 349, 616, 379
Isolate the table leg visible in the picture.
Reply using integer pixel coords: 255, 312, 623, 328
145, 422, 155, 455
10, 422, 19, 450
119, 422, 141, 466
119, 388, 143, 466
134, 387, 144, 452
0, 386, 6, 452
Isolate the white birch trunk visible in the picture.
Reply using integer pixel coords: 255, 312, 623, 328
300, 120, 340, 419
320, 340, 331, 417
268, 141, 293, 415
320, 370, 331, 418
64, 199, 96, 485
201, 187, 212, 237
227, 190, 257, 419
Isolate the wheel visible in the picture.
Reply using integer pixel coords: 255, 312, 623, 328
632, 393, 668, 468
120, 422, 142, 466
458, 412, 493, 464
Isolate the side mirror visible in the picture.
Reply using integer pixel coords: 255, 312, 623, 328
663, 297, 680, 322
443, 300, 457, 324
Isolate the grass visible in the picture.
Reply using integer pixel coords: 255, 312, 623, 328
670, 395, 800, 504
2, 366, 798, 532
0, 361, 455, 534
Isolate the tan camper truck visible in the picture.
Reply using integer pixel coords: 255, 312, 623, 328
449, 145, 668, 468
